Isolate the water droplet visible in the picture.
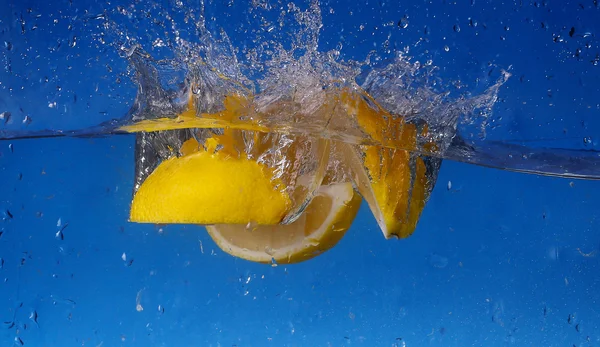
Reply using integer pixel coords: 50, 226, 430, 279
444, 45, 450, 52
398, 16, 409, 29
583, 136, 592, 145
429, 253, 448, 269
152, 38, 165, 48
553, 34, 564, 43
0, 112, 11, 124
453, 24, 460, 33
359, 24, 365, 31
447, 181, 452, 190
4, 41, 12, 51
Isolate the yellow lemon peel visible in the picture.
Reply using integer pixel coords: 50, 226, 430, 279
130, 142, 291, 225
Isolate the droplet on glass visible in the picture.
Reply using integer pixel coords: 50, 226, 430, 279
453, 24, 460, 33
444, 45, 450, 52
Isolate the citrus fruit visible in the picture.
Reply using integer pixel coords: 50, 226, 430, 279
206, 181, 361, 264
338, 90, 438, 239
129, 139, 292, 225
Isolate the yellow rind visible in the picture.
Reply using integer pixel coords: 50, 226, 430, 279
206, 182, 362, 264
130, 150, 291, 225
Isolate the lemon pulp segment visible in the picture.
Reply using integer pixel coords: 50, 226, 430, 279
206, 182, 362, 264
339, 89, 434, 239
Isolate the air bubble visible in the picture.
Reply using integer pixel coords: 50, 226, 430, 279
444, 45, 450, 52
398, 16, 409, 29
453, 24, 460, 33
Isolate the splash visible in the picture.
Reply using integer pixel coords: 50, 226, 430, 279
100, 0, 506, 155
1, 0, 598, 180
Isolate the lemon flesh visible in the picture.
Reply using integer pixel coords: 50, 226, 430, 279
130, 150, 291, 225
339, 91, 436, 239
206, 182, 361, 264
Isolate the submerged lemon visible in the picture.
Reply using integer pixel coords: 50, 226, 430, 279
126, 86, 437, 264
206, 182, 361, 264
130, 142, 292, 225
339, 90, 437, 239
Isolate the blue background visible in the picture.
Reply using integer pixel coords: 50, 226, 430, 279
2, 0, 600, 346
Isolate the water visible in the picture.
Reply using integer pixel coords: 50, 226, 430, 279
1, 0, 600, 346
1, 0, 599, 180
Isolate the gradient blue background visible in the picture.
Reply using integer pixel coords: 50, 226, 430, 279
1, 0, 600, 346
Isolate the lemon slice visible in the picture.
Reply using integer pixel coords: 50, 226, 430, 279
338, 91, 438, 239
129, 147, 292, 225
206, 182, 362, 264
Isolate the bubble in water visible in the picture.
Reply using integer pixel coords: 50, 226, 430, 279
0, 112, 10, 124
453, 24, 461, 33
429, 253, 449, 269
398, 16, 409, 29
152, 38, 165, 48
444, 45, 450, 52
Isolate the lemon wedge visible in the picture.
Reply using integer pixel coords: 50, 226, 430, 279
338, 90, 438, 239
206, 182, 361, 264
129, 144, 292, 225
